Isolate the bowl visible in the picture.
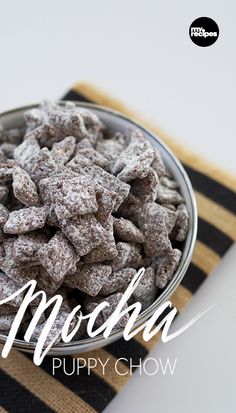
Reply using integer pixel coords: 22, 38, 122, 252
0, 102, 198, 355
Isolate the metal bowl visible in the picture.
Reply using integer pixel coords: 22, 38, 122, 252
0, 102, 198, 355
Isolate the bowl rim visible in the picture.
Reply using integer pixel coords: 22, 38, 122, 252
0, 101, 198, 352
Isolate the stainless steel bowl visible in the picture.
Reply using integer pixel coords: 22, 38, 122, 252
0, 102, 198, 355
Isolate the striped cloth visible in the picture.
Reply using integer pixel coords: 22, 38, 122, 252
0, 83, 236, 413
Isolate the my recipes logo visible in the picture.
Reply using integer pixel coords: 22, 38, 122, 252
0, 269, 212, 366
189, 17, 219, 47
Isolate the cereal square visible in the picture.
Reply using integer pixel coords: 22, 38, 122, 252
38, 231, 78, 282
60, 214, 106, 256
3, 206, 48, 234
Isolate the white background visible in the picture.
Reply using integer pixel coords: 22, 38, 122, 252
0, 1, 236, 412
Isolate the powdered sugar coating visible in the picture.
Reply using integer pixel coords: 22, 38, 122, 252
78, 108, 102, 145
0, 160, 19, 183
60, 214, 105, 256
51, 176, 98, 220
101, 293, 129, 329
76, 138, 93, 151
112, 129, 146, 173
117, 147, 155, 182
100, 268, 136, 296
3, 127, 24, 145
30, 307, 46, 325
171, 203, 189, 241
113, 129, 155, 182
3, 264, 40, 288
84, 292, 129, 329
0, 272, 24, 308
12, 167, 39, 206
113, 217, 144, 243
110, 242, 131, 271
12, 232, 47, 264
0, 143, 16, 158
132, 167, 159, 203
24, 108, 47, 131
23, 148, 58, 183
38, 231, 77, 282
77, 147, 109, 170
125, 242, 143, 269
31, 308, 76, 346
0, 150, 7, 163
162, 206, 177, 234
84, 217, 118, 263
0, 314, 16, 331
13, 136, 40, 165
66, 153, 91, 173
0, 237, 40, 286
96, 132, 126, 161
51, 136, 76, 165
75, 264, 112, 296
151, 149, 166, 177
48, 105, 101, 144
95, 186, 117, 224
37, 267, 64, 294
0, 185, 9, 202
160, 176, 179, 189
156, 248, 182, 289
0, 204, 9, 227
85, 164, 130, 211
131, 267, 157, 310
3, 206, 48, 234
117, 193, 141, 223
25, 123, 63, 148
38, 168, 79, 204
155, 184, 183, 205
63, 261, 84, 288
137, 202, 172, 257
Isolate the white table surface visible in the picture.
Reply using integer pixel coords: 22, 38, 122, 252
1, 1, 236, 412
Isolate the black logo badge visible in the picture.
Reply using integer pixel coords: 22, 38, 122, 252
189, 17, 219, 47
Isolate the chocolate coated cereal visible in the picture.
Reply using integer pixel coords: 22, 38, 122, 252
0, 102, 189, 341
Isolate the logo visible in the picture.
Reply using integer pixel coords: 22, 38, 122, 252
189, 17, 219, 47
